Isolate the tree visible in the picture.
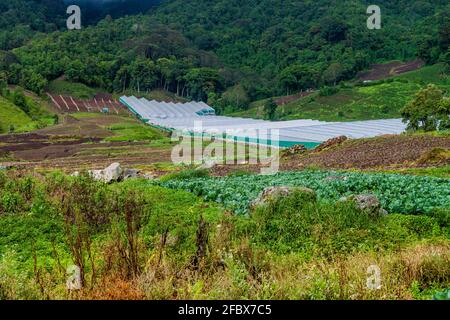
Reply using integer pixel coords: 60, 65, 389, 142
401, 84, 449, 132
12, 88, 28, 114
184, 68, 222, 101
0, 71, 7, 91
264, 98, 277, 121
279, 64, 318, 94
323, 62, 344, 86
19, 69, 47, 95
129, 59, 158, 93
221, 84, 250, 111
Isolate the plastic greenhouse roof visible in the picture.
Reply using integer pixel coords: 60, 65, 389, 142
119, 96, 407, 146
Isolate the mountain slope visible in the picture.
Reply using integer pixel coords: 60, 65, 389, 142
154, 0, 449, 97
231, 63, 450, 121
1, 0, 449, 113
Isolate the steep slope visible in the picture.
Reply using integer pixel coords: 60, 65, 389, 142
154, 0, 449, 98
0, 96, 32, 133
231, 63, 450, 121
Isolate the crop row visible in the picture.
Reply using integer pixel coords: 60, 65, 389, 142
160, 170, 450, 215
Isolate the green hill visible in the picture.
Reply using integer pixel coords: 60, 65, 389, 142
0, 96, 33, 133
230, 63, 450, 121
0, 92, 56, 134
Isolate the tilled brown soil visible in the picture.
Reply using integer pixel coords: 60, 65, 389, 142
210, 134, 450, 176
358, 60, 424, 81
0, 114, 173, 171
282, 135, 450, 170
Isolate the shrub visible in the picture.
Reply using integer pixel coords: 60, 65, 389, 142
319, 86, 340, 97
250, 191, 376, 255
159, 168, 209, 182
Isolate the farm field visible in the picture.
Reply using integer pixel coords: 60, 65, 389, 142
231, 64, 450, 122
0, 0, 449, 303
0, 171, 448, 300
160, 170, 450, 215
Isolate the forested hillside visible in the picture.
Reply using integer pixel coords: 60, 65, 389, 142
154, 0, 449, 98
0, 0, 66, 50
0, 0, 449, 111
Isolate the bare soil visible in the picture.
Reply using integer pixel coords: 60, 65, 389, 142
358, 60, 424, 82
0, 114, 172, 172
210, 134, 450, 176
47, 93, 130, 115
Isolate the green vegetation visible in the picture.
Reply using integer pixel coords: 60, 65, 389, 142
159, 168, 210, 183
0, 96, 31, 133
0, 1, 448, 113
0, 89, 55, 134
381, 166, 450, 179
0, 1, 66, 51
401, 84, 449, 131
160, 170, 450, 215
46, 80, 100, 99
232, 64, 450, 121
104, 122, 168, 142
0, 171, 448, 300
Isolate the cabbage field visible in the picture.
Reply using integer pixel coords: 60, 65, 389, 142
160, 170, 450, 215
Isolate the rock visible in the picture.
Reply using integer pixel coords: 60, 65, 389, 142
282, 144, 308, 156
70, 171, 80, 177
89, 162, 123, 183
250, 186, 316, 209
103, 162, 123, 183
339, 194, 387, 217
142, 173, 155, 180
123, 168, 140, 180
89, 169, 105, 181
314, 136, 348, 152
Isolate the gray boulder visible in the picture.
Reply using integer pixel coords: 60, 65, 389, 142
250, 186, 316, 210
89, 162, 123, 183
123, 168, 140, 180
339, 194, 388, 217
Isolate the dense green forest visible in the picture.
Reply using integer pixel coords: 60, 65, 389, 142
0, 0, 449, 112
0, 0, 66, 50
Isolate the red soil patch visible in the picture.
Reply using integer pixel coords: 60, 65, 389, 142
47, 93, 129, 115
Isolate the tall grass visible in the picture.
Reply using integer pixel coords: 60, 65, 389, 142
0, 171, 448, 300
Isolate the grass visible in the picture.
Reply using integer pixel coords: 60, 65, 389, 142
0, 171, 448, 300
0, 96, 32, 133
0, 95, 56, 134
380, 166, 450, 179
47, 80, 105, 100
103, 123, 169, 142
70, 112, 171, 143
230, 63, 450, 122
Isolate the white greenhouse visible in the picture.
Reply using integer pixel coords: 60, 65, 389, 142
120, 96, 407, 148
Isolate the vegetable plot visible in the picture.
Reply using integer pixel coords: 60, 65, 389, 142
160, 170, 450, 215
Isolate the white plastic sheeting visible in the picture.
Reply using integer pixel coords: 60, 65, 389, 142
120, 96, 407, 145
